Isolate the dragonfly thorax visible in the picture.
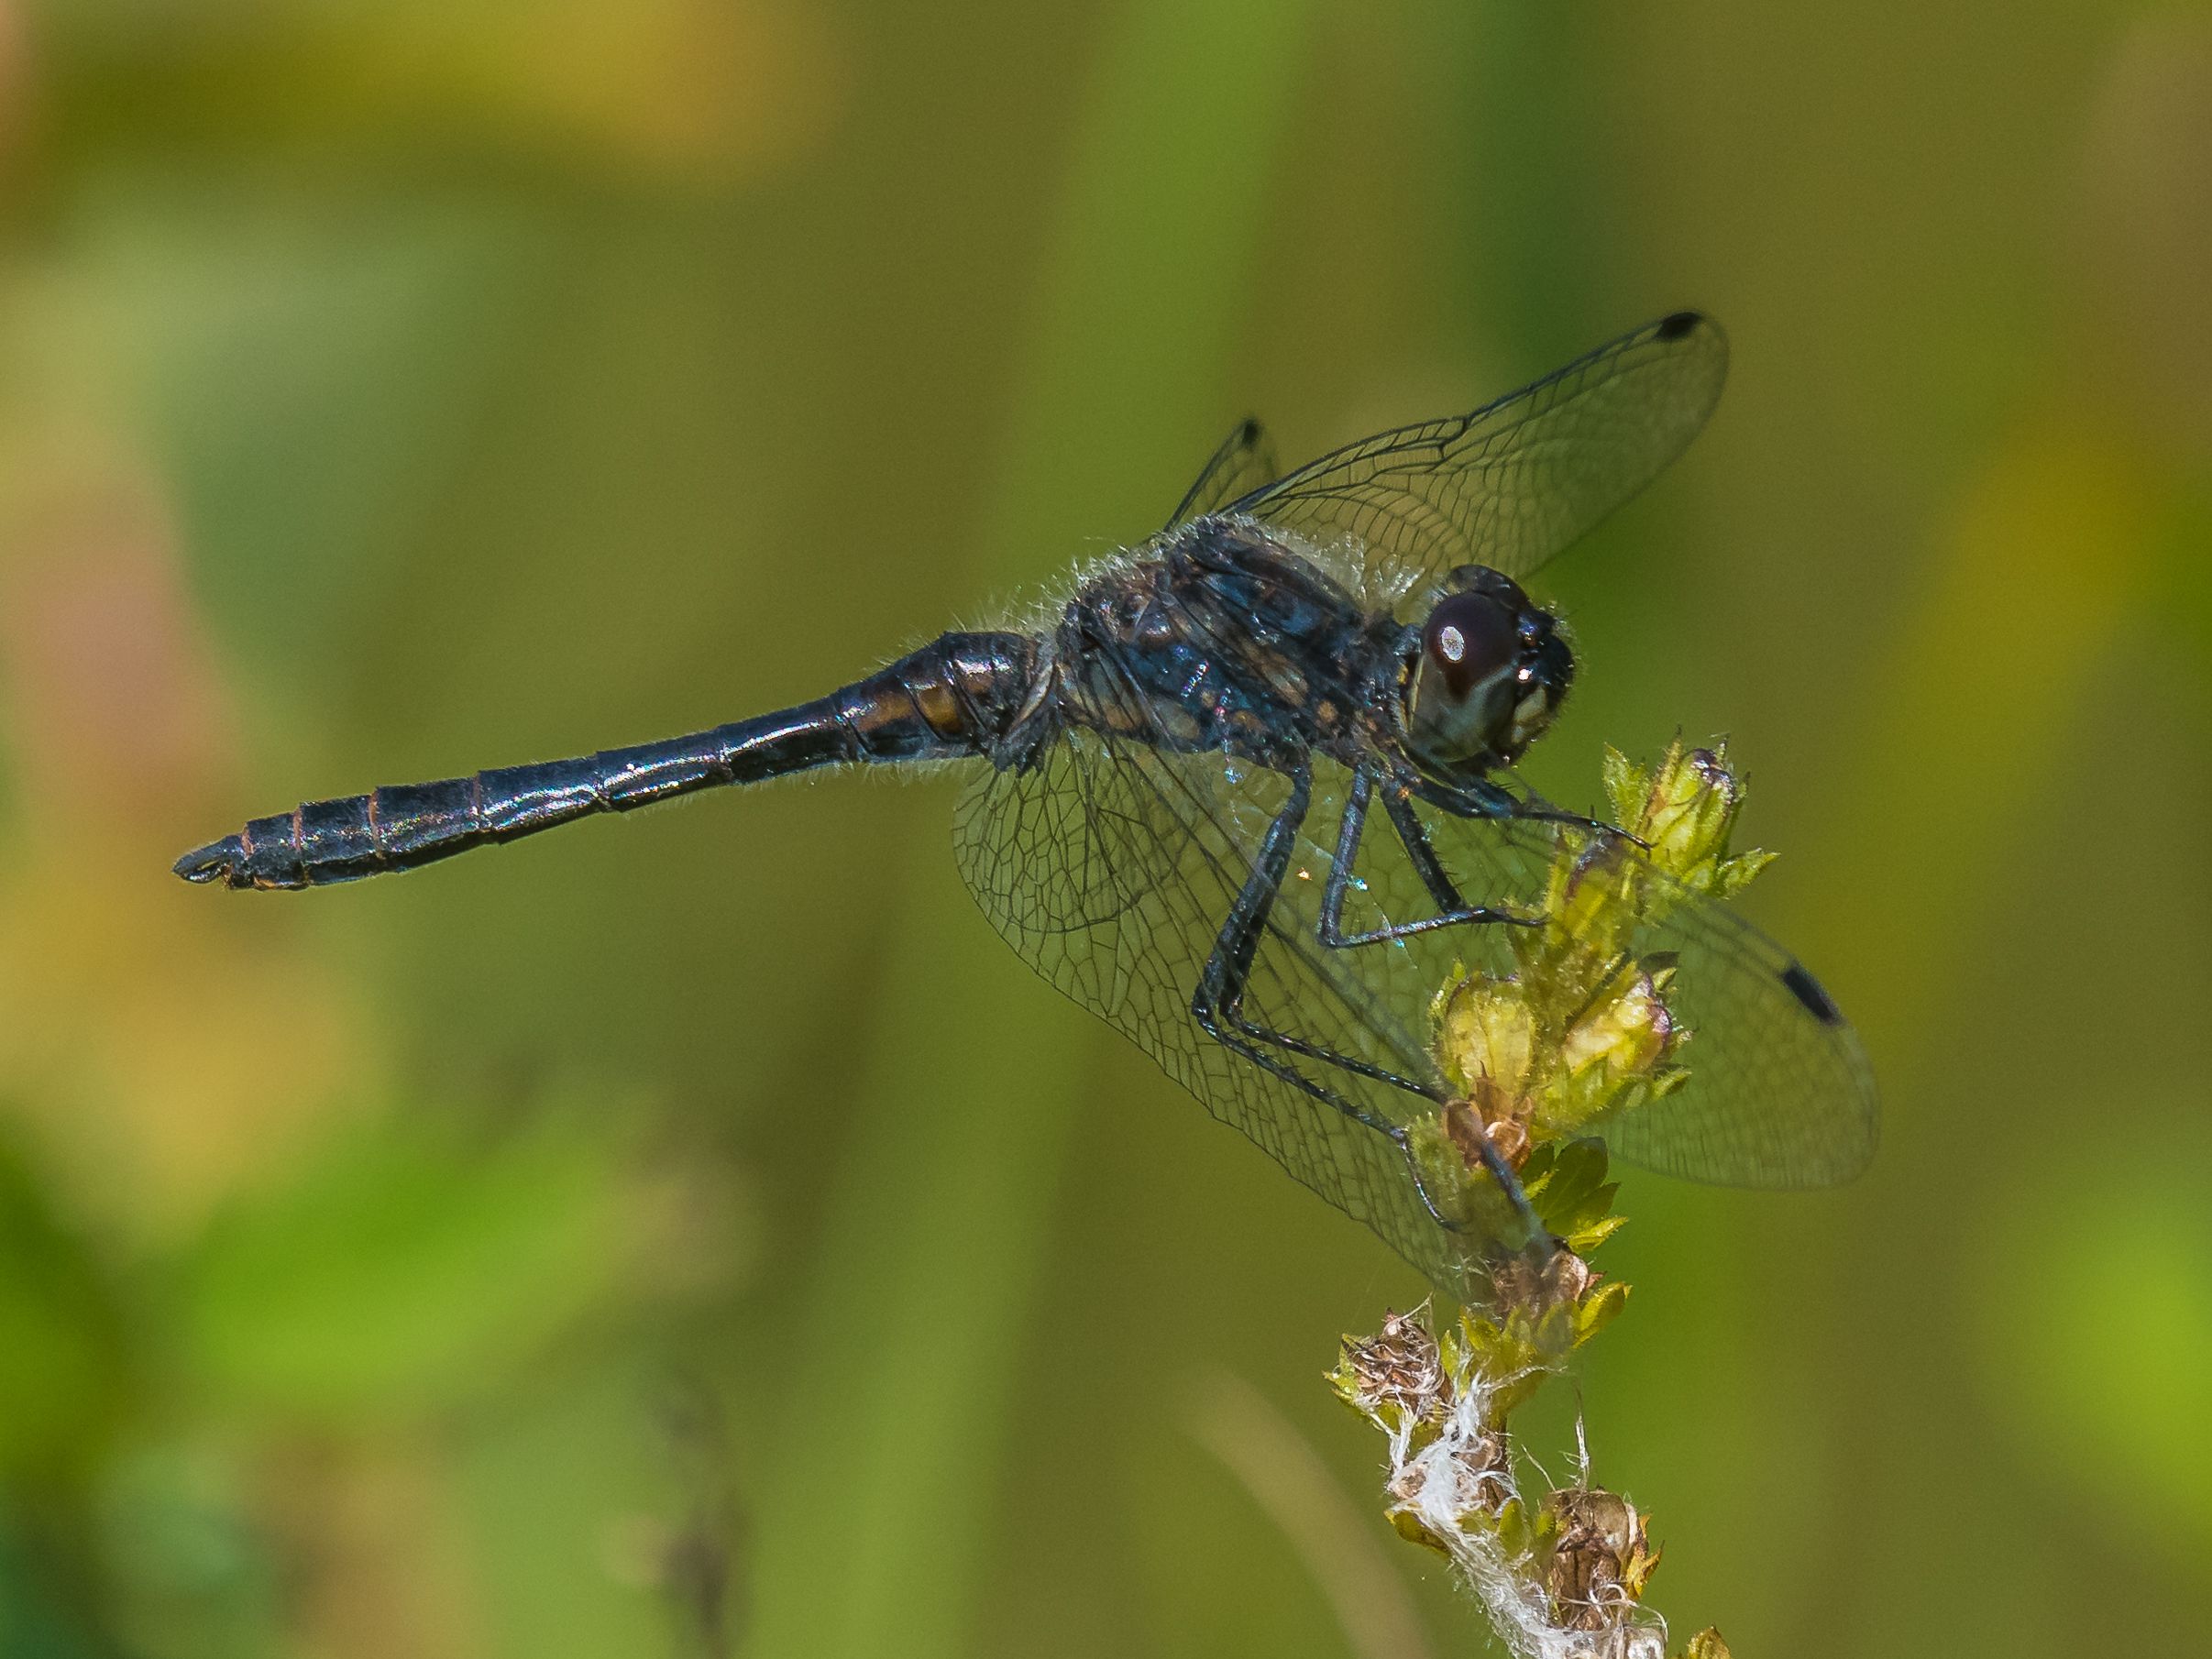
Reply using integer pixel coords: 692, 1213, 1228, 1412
1046, 525, 1392, 770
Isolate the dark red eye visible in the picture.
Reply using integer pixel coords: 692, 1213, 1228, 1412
1421, 591, 1515, 698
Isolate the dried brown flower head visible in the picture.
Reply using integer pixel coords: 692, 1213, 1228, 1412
1339, 1309, 1448, 1417
1541, 1485, 1661, 1632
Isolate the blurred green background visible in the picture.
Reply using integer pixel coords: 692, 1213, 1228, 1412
1, 2, 2207, 1655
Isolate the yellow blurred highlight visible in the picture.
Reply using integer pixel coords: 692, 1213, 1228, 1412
29, 0, 849, 186
1812, 416, 2166, 1040
254, 1435, 487, 1659
358, 0, 851, 181
0, 434, 374, 1242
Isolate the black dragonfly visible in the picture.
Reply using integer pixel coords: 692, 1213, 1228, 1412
176, 313, 1876, 1297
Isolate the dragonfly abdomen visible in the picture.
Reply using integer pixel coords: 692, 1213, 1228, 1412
174, 631, 1040, 890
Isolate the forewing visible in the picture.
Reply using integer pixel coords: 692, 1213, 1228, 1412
1225, 313, 1728, 597
1167, 418, 1282, 528
954, 725, 1528, 1295
1426, 810, 1879, 1187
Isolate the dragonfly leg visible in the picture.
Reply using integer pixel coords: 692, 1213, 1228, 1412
1186, 767, 1549, 1250
1316, 767, 1529, 949
1299, 765, 1548, 1249
1189, 764, 1428, 1126
1410, 774, 1636, 848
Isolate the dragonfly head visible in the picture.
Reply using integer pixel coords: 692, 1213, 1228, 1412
1403, 566, 1574, 779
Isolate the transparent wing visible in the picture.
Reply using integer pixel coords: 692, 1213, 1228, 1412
1224, 313, 1728, 597
955, 727, 1873, 1291
1167, 417, 1281, 528
954, 718, 1556, 1298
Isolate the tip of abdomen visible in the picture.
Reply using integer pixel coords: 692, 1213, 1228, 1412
173, 836, 246, 886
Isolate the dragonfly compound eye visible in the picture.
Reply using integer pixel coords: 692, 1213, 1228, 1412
1409, 589, 1521, 771
1422, 590, 1516, 698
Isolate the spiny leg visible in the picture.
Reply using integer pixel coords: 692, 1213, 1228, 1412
1304, 764, 1547, 1245
1406, 770, 1628, 835
1189, 765, 1428, 1114
1316, 765, 1528, 949
1185, 764, 1542, 1244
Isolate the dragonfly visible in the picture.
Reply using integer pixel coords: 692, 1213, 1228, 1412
176, 312, 1877, 1298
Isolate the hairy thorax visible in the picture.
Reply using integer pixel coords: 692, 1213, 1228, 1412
1044, 520, 1401, 772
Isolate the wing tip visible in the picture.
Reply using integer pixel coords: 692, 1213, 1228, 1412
1645, 310, 1728, 382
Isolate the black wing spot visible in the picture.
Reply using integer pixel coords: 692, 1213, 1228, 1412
1779, 961, 1843, 1026
1656, 310, 1702, 342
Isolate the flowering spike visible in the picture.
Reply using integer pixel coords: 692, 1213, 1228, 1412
1340, 744, 1782, 1656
